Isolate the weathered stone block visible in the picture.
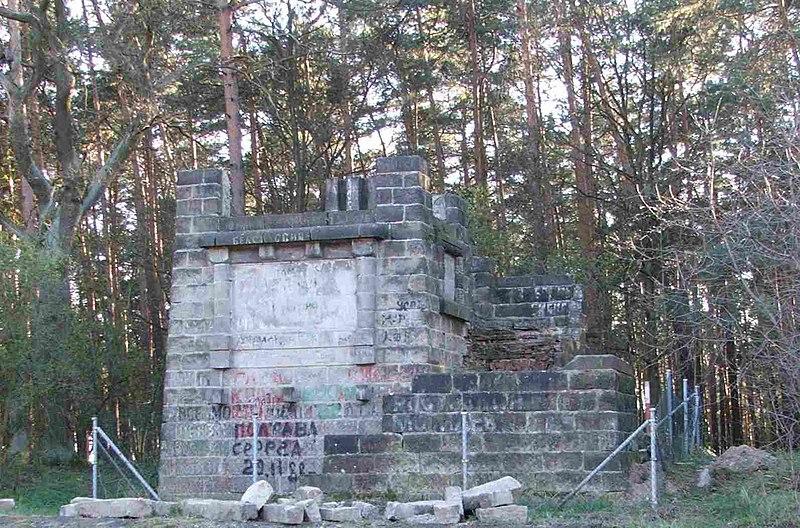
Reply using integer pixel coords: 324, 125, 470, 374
384, 500, 439, 520
353, 500, 379, 519
474, 505, 528, 524
240, 479, 273, 509
434, 501, 461, 524
260, 503, 304, 524
0, 499, 14, 512
180, 499, 258, 521
324, 434, 359, 454
321, 505, 361, 522
71, 498, 155, 519
297, 499, 322, 522
292, 485, 324, 503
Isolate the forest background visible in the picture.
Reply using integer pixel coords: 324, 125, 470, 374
0, 0, 798, 469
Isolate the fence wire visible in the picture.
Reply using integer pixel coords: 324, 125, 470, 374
92, 426, 157, 500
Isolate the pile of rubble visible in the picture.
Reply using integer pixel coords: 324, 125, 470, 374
57, 475, 529, 525
385, 476, 528, 525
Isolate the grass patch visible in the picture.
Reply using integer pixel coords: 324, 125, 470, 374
0, 464, 88, 516
0, 458, 159, 516
523, 451, 800, 528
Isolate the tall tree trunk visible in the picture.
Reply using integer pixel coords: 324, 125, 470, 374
465, 0, 486, 187
7, 0, 36, 231
217, 1, 245, 215
337, 0, 354, 175
414, 7, 447, 188
250, 109, 264, 214
558, 0, 602, 350
516, 0, 549, 271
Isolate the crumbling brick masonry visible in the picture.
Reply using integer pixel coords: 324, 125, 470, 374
158, 155, 634, 499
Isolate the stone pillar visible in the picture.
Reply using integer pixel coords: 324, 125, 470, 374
159, 169, 231, 499
372, 156, 440, 368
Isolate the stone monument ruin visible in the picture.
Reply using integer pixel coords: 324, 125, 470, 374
158, 155, 635, 500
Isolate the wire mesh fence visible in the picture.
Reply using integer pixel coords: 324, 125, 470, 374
560, 370, 703, 510
91, 419, 159, 500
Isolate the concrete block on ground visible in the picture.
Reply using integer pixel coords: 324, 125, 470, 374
59, 504, 77, 517
0, 499, 15, 512
462, 476, 522, 512
384, 500, 440, 520
240, 479, 274, 509
320, 505, 362, 522
353, 500, 380, 519
296, 499, 322, 523
434, 501, 462, 524
470, 489, 514, 510
71, 498, 155, 518
180, 499, 258, 521
474, 504, 529, 524
261, 503, 305, 525
444, 486, 464, 517
292, 485, 324, 503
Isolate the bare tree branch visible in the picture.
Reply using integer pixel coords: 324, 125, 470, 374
0, 5, 42, 27
80, 119, 145, 215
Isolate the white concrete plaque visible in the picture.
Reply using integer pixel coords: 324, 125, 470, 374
231, 259, 362, 352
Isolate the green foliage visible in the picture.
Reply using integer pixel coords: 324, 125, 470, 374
458, 185, 519, 274
0, 234, 160, 467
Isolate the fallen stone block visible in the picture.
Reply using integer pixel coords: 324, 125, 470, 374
444, 486, 464, 517
320, 505, 362, 522
470, 489, 514, 511
241, 479, 274, 509
277, 498, 298, 504
69, 497, 93, 504
462, 476, 522, 511
293, 485, 324, 503
72, 498, 155, 518
261, 503, 305, 525
0, 499, 15, 512
59, 504, 77, 517
384, 500, 440, 521
475, 504, 528, 524
434, 501, 461, 524
296, 498, 322, 523
353, 500, 379, 519
180, 499, 258, 521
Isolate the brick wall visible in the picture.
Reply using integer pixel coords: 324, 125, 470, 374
307, 356, 636, 499
469, 262, 584, 371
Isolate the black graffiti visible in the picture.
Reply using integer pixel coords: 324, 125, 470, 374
232, 439, 303, 458
233, 421, 318, 439
242, 459, 306, 481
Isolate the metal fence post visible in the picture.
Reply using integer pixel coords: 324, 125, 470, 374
665, 370, 674, 458
682, 378, 690, 455
252, 413, 258, 484
461, 412, 468, 490
693, 385, 701, 448
92, 416, 98, 499
649, 406, 658, 510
